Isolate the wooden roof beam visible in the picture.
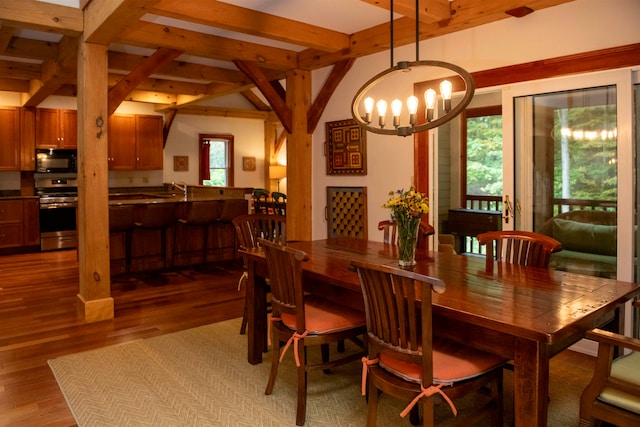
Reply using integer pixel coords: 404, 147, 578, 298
0, 1, 82, 36
108, 47, 183, 115
23, 36, 78, 108
152, 0, 350, 53
234, 60, 292, 133
84, 0, 162, 45
359, 0, 451, 24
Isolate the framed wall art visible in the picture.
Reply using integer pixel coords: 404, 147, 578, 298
242, 156, 256, 171
173, 155, 189, 172
325, 119, 367, 175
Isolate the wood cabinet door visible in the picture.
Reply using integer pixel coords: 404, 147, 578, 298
20, 107, 36, 171
59, 110, 77, 149
0, 107, 20, 171
36, 108, 61, 148
135, 115, 163, 170
108, 114, 137, 170
23, 199, 40, 246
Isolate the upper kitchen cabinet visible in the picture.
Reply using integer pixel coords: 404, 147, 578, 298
0, 107, 20, 171
135, 115, 163, 170
108, 114, 136, 170
20, 107, 36, 171
36, 108, 77, 149
108, 114, 163, 171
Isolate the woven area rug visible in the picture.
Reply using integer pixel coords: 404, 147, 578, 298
48, 318, 588, 426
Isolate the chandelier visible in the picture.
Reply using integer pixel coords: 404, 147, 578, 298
351, 0, 475, 137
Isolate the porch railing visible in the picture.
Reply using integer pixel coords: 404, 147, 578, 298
458, 195, 617, 255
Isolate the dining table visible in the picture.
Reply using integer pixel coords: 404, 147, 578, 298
240, 238, 640, 426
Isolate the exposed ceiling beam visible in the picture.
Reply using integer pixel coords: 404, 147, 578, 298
118, 21, 298, 70
23, 36, 78, 107
151, 0, 350, 53
0, 1, 82, 35
108, 47, 183, 115
235, 60, 292, 133
359, 0, 451, 24
84, 0, 162, 44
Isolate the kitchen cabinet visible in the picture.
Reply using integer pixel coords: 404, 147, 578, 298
108, 114, 163, 170
36, 108, 77, 149
20, 107, 36, 171
108, 114, 136, 170
135, 115, 164, 170
0, 107, 19, 171
0, 199, 39, 250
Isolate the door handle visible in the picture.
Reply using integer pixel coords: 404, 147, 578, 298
504, 195, 514, 224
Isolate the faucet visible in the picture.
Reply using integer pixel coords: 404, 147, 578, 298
172, 181, 188, 198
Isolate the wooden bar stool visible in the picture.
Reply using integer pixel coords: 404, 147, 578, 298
109, 205, 136, 275
176, 201, 223, 266
134, 203, 177, 272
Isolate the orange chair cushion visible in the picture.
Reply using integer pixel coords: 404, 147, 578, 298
379, 337, 507, 385
280, 295, 365, 334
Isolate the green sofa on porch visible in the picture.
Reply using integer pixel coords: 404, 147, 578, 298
538, 210, 617, 278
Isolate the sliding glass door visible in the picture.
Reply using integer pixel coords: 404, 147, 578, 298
503, 69, 634, 281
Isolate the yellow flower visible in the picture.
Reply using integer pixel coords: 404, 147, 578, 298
383, 187, 429, 220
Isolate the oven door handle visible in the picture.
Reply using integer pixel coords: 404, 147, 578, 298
40, 203, 78, 209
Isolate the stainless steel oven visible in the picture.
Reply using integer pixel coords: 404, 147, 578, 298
35, 174, 78, 251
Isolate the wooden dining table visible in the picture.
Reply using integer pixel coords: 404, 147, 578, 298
240, 238, 640, 426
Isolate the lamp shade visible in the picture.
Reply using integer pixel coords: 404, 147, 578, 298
269, 165, 286, 179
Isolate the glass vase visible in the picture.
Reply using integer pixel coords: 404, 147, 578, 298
397, 217, 421, 268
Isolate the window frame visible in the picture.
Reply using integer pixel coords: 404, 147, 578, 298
199, 133, 234, 187
461, 105, 502, 210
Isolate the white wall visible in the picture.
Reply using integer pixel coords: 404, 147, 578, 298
163, 114, 265, 188
311, 0, 640, 240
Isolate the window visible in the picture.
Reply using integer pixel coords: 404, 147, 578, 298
199, 134, 234, 186
461, 106, 503, 211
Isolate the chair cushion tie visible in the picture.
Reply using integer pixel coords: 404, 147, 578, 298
280, 330, 309, 366
400, 383, 458, 418
361, 356, 379, 396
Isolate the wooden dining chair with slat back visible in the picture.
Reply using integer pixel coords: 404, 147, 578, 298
233, 213, 286, 335
579, 316, 640, 427
271, 191, 286, 216
260, 238, 367, 426
252, 188, 270, 214
351, 259, 506, 427
378, 219, 436, 250
477, 230, 562, 273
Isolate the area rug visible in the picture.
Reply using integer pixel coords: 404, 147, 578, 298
48, 318, 588, 426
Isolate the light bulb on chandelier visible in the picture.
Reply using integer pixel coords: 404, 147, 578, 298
351, 1, 475, 137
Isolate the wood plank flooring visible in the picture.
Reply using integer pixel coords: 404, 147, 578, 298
0, 250, 246, 427
0, 249, 598, 427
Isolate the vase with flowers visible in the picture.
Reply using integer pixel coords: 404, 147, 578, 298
383, 187, 430, 267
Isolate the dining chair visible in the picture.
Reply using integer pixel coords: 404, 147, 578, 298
252, 188, 270, 214
378, 219, 435, 246
476, 230, 562, 273
271, 191, 287, 215
579, 323, 640, 426
232, 213, 286, 335
351, 259, 506, 427
259, 238, 367, 426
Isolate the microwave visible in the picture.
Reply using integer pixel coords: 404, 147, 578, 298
35, 149, 77, 173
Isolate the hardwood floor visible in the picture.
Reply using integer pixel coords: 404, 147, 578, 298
0, 249, 598, 427
0, 250, 246, 427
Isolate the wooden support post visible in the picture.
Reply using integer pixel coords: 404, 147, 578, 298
76, 40, 113, 322
286, 69, 312, 241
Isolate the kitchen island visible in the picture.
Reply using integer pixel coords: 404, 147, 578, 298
108, 185, 250, 275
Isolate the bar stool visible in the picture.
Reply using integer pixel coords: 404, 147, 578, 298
176, 201, 223, 266
109, 205, 136, 276
134, 203, 177, 272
